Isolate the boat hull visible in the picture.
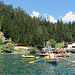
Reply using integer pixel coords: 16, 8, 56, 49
46, 59, 59, 63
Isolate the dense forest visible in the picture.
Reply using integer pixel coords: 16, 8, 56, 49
0, 1, 75, 48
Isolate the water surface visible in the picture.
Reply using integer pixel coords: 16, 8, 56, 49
0, 54, 75, 75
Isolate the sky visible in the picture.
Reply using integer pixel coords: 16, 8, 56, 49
1, 0, 75, 23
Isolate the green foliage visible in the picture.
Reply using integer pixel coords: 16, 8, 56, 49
7, 38, 12, 42
18, 48, 27, 51
48, 39, 56, 48
55, 44, 63, 49
29, 47, 37, 53
1, 43, 14, 52
0, 39, 3, 45
0, 1, 75, 49
0, 47, 2, 54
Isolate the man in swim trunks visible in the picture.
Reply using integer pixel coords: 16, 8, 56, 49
50, 51, 55, 59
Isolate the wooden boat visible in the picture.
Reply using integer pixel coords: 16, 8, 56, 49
46, 59, 59, 63
45, 55, 58, 63
22, 55, 35, 58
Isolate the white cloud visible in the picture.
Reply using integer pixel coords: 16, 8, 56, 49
31, 11, 39, 18
46, 15, 57, 23
30, 11, 75, 23
62, 11, 75, 22
44, 13, 47, 16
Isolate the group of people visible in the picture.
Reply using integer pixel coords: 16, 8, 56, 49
59, 48, 70, 57
45, 48, 70, 59
49, 48, 71, 59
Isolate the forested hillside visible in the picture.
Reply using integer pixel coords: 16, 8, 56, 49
0, 1, 75, 47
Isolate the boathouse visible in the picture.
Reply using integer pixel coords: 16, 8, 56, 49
64, 42, 75, 49
14, 43, 28, 50
64, 42, 75, 53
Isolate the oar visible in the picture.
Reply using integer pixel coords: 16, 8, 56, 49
72, 61, 75, 63
59, 57, 75, 63
29, 57, 45, 64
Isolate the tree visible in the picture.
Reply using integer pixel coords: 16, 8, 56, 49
48, 39, 56, 48
71, 22, 75, 41
0, 39, 3, 45
36, 26, 44, 47
0, 1, 74, 48
1, 43, 14, 52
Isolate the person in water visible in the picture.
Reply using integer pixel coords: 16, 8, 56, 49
65, 51, 70, 57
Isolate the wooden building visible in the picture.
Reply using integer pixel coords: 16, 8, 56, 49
14, 43, 28, 47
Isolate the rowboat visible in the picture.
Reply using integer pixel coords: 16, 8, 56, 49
45, 55, 58, 63
22, 55, 35, 58
46, 59, 59, 63
44, 41, 59, 63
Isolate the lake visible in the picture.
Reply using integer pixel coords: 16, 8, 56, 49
0, 54, 75, 75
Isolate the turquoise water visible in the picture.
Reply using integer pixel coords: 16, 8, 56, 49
0, 54, 75, 75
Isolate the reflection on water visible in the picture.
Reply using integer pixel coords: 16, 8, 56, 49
0, 54, 75, 75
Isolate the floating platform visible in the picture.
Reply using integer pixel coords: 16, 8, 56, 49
39, 54, 49, 57
56, 54, 70, 57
